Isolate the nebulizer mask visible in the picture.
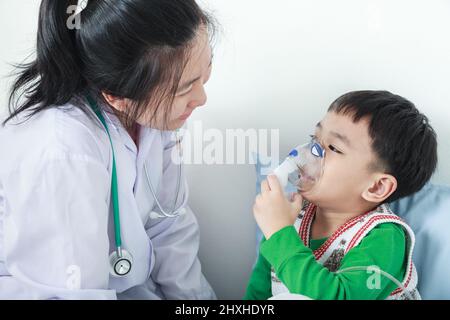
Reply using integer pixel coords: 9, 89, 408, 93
273, 138, 326, 192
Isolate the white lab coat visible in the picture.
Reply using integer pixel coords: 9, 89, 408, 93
0, 97, 216, 300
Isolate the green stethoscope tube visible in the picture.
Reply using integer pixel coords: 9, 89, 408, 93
86, 94, 122, 249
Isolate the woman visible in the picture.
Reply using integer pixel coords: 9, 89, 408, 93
0, 0, 216, 299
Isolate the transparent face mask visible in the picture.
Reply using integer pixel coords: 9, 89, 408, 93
273, 138, 326, 192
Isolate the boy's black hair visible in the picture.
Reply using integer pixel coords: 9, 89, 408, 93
328, 90, 438, 203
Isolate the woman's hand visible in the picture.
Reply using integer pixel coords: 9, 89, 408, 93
253, 175, 303, 240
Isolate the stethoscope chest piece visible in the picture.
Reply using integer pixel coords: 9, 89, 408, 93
86, 94, 184, 279
109, 248, 133, 277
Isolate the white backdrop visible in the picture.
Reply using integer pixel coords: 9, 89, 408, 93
1, 0, 449, 299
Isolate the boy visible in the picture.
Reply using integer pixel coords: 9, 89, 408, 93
245, 91, 438, 300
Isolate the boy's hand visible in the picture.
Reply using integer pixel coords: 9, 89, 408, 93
253, 175, 303, 240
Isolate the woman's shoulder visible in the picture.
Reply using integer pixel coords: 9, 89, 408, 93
0, 102, 111, 172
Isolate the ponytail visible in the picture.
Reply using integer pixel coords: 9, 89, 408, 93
4, 0, 85, 125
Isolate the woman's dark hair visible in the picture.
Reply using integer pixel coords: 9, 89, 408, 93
4, 0, 215, 129
328, 90, 438, 203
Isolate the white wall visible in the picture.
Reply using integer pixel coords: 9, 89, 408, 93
0, 0, 40, 115
190, 0, 450, 299
1, 0, 450, 299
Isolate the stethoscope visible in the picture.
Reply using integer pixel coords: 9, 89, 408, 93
86, 94, 186, 277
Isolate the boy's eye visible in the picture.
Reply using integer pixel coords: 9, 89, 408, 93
328, 145, 343, 154
310, 134, 343, 155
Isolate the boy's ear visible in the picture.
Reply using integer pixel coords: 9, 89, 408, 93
362, 174, 398, 204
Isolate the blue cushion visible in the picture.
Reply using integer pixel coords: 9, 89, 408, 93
390, 184, 450, 299
253, 153, 450, 299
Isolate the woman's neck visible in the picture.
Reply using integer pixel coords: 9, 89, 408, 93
110, 107, 140, 148
128, 123, 140, 148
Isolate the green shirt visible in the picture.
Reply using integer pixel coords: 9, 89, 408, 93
244, 223, 407, 300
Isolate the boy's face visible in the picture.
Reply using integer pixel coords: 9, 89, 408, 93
300, 111, 383, 210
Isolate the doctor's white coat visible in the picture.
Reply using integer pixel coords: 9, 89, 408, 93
0, 97, 216, 300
